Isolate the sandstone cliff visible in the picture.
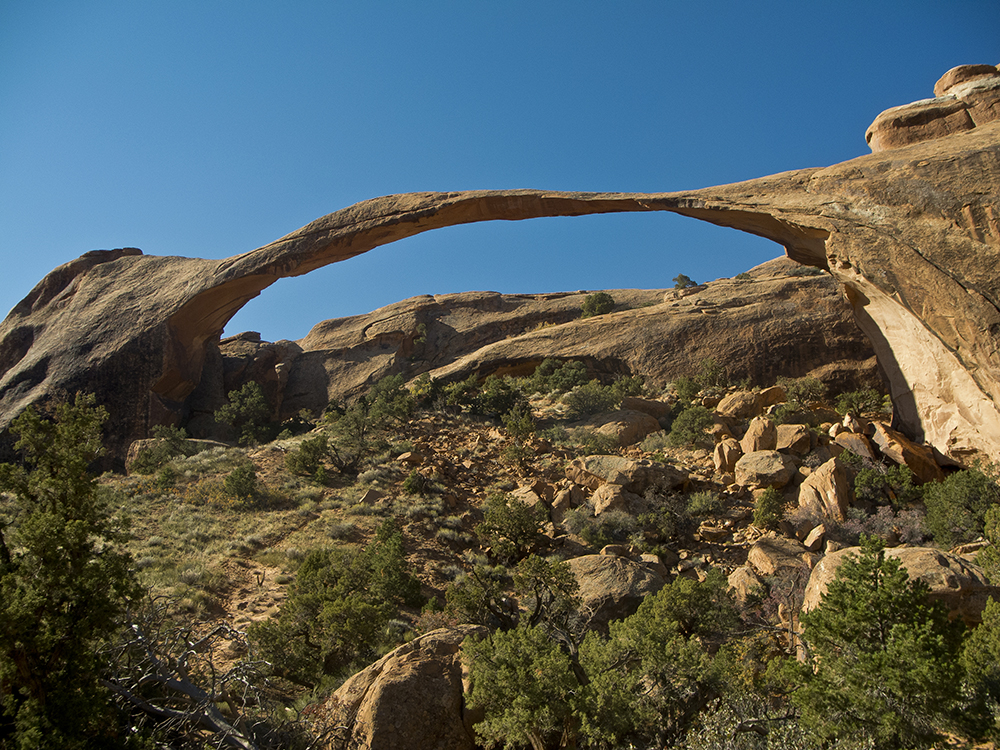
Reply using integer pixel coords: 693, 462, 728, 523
0, 65, 997, 466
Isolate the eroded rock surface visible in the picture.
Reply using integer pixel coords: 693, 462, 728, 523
1, 67, 998, 467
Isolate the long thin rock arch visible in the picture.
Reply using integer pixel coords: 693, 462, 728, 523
1, 121, 998, 466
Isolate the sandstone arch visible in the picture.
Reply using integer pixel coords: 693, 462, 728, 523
1, 71, 998, 466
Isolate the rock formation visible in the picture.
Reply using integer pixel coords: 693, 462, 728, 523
1, 66, 998, 467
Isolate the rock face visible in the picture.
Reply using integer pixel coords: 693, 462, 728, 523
567, 554, 665, 629
315, 625, 486, 750
1, 66, 998, 468
802, 546, 1000, 625
866, 64, 1000, 152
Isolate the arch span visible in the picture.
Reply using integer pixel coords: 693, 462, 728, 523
0, 122, 998, 466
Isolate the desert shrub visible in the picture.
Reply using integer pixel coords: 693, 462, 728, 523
249, 519, 422, 688
687, 490, 724, 517
501, 400, 535, 441
284, 433, 329, 477
475, 375, 526, 418
791, 537, 972, 748
611, 374, 645, 400
837, 505, 928, 546
777, 375, 827, 404
580, 292, 615, 318
834, 388, 886, 416
733, 271, 753, 283
673, 273, 697, 289
671, 375, 702, 403
788, 265, 825, 277
223, 461, 258, 503
324, 374, 415, 474
527, 358, 590, 395
696, 358, 729, 389
565, 508, 639, 548
853, 461, 922, 508
668, 405, 715, 447
563, 380, 619, 418
130, 424, 198, 474
753, 487, 785, 530
924, 466, 1000, 548
402, 469, 430, 496
215, 381, 273, 446
475, 493, 545, 564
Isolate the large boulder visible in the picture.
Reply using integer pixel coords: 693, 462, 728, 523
588, 409, 661, 447
797, 457, 854, 521
802, 546, 1000, 625
316, 625, 487, 750
734, 450, 798, 489
568, 554, 665, 629
740, 416, 777, 453
870, 421, 944, 484
565, 455, 687, 495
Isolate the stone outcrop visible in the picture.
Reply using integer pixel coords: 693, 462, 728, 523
314, 625, 486, 750
1, 66, 998, 468
567, 554, 665, 629
797, 457, 854, 521
802, 546, 1000, 625
734, 450, 797, 489
866, 64, 1000, 152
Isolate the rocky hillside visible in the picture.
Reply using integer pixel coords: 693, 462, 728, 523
183, 256, 878, 439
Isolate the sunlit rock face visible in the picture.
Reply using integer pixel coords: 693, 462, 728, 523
0, 66, 997, 467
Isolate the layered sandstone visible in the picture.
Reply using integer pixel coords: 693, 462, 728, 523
1, 67, 998, 467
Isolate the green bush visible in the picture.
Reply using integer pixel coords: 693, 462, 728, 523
223, 461, 258, 503
475, 493, 544, 564
402, 469, 430, 496
687, 490, 724, 517
611, 374, 645, 400
130, 424, 197, 474
854, 461, 922, 508
474, 375, 525, 418
564, 508, 639, 548
924, 467, 1000, 548
0, 394, 140, 747
248, 519, 422, 688
580, 292, 616, 318
753, 487, 785, 530
734, 271, 753, 283
791, 537, 970, 748
834, 388, 886, 416
215, 381, 273, 446
284, 433, 329, 476
673, 274, 697, 289
777, 375, 827, 404
527, 359, 589, 394
324, 374, 415, 474
563, 380, 619, 418
501, 401, 535, 442
667, 405, 715, 447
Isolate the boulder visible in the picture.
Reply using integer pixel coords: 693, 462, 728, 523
591, 483, 645, 516
758, 385, 786, 408
716, 391, 763, 419
568, 554, 665, 629
802, 546, 1000, 625
620, 396, 673, 421
728, 565, 765, 603
565, 455, 687, 495
870, 421, 944, 484
797, 457, 854, 521
734, 450, 798, 489
318, 625, 487, 750
775, 423, 811, 455
747, 534, 813, 576
740, 416, 777, 453
713, 437, 742, 475
589, 409, 661, 447
833, 431, 877, 461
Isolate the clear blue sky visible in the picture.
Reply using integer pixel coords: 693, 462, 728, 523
1, 2, 996, 342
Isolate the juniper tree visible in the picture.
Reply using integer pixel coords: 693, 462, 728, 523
0, 394, 139, 749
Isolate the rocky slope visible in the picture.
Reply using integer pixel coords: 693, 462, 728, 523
182, 256, 877, 437
0, 64, 998, 466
